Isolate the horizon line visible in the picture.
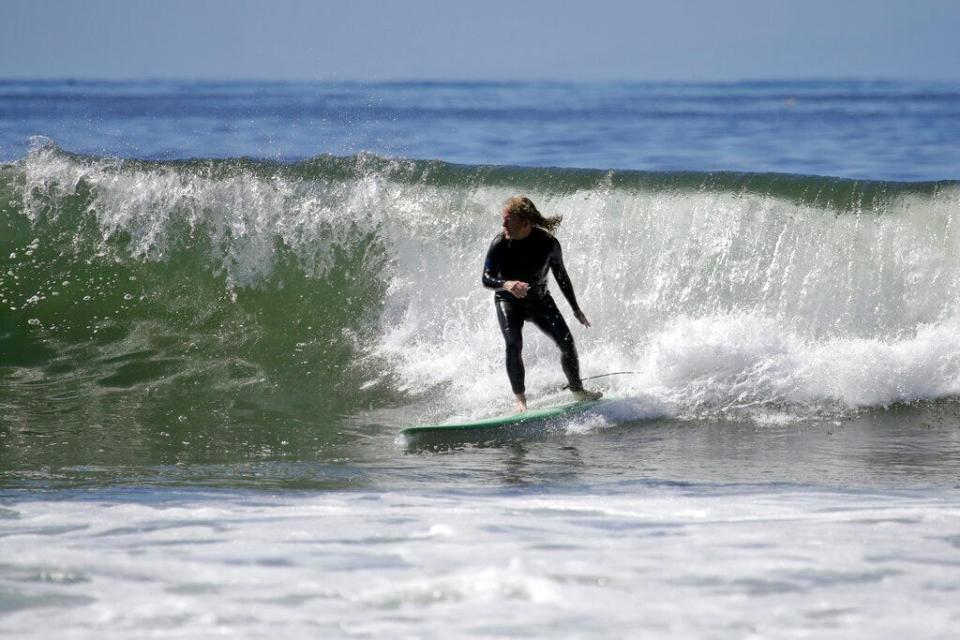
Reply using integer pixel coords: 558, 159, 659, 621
2, 75, 960, 85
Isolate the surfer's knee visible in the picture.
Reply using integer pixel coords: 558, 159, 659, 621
557, 331, 576, 354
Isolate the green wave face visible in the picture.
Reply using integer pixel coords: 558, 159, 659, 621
2, 144, 959, 472
1, 147, 396, 471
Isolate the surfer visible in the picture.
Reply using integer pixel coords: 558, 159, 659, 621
482, 196, 602, 412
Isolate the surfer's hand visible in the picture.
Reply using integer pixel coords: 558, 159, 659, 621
575, 310, 591, 327
503, 281, 529, 298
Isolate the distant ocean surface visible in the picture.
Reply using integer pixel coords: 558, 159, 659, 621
2, 80, 960, 638
2, 79, 959, 179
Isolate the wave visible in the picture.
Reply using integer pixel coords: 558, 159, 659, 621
2, 141, 960, 441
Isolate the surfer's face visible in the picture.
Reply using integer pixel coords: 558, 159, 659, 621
502, 207, 532, 240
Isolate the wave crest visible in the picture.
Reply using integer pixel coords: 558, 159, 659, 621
3, 144, 960, 425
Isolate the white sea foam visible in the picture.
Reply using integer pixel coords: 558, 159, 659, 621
371, 179, 960, 420
2, 487, 958, 638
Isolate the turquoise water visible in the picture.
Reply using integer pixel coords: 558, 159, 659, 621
1, 80, 960, 637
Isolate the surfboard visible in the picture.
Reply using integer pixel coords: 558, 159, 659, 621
401, 398, 610, 447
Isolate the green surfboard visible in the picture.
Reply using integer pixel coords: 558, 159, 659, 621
401, 398, 610, 447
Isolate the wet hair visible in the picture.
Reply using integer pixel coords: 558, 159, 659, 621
503, 196, 563, 232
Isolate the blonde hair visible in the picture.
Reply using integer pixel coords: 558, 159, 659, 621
503, 196, 562, 232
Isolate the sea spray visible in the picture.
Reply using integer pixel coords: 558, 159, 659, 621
2, 143, 960, 467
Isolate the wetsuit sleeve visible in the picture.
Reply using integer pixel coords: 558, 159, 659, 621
482, 237, 505, 290
549, 238, 581, 313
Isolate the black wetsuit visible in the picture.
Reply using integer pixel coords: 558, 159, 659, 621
482, 227, 584, 394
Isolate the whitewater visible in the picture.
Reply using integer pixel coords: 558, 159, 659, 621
5, 144, 960, 426
2, 80, 960, 638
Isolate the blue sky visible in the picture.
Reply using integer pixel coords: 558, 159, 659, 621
2, 0, 958, 81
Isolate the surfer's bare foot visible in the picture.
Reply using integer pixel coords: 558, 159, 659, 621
572, 388, 602, 402
514, 393, 527, 413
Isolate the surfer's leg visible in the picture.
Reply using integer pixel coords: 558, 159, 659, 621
528, 295, 584, 392
495, 299, 526, 397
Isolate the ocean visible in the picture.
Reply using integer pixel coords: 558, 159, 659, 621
1, 79, 959, 638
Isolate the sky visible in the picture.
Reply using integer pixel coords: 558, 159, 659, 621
1, 0, 958, 81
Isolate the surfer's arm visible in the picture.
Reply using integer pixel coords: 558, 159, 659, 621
483, 239, 529, 297
482, 240, 506, 290
549, 239, 582, 314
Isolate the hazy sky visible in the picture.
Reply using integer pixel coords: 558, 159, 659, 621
2, 0, 958, 81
